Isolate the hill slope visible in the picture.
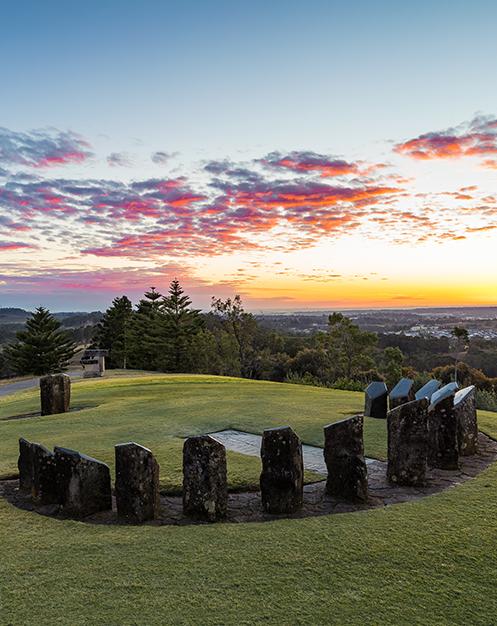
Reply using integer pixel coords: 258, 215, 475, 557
1, 375, 497, 625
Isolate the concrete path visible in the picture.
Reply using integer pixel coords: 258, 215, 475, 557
0, 370, 84, 398
208, 428, 377, 475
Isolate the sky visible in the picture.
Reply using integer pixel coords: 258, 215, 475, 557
1, 0, 497, 311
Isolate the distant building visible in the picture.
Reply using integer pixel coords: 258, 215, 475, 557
80, 349, 108, 378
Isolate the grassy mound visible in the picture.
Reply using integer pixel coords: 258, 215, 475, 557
1, 374, 497, 625
0, 373, 370, 491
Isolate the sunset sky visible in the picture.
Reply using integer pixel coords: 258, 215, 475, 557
1, 0, 497, 311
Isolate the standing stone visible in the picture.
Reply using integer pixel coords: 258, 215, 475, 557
18, 437, 34, 492
415, 380, 441, 402
389, 378, 415, 410
260, 426, 303, 514
183, 435, 228, 522
428, 384, 459, 470
31, 442, 58, 505
364, 382, 388, 419
54, 447, 111, 517
387, 398, 429, 486
40, 374, 71, 416
115, 442, 160, 523
454, 386, 478, 456
323, 415, 368, 501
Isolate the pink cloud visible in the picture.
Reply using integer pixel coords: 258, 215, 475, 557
394, 116, 497, 161
0, 241, 37, 251
0, 127, 93, 169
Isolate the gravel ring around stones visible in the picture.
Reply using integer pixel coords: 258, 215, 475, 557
2, 432, 496, 526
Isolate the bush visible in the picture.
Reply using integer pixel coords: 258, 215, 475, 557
476, 389, 497, 412
285, 371, 328, 387
331, 378, 365, 392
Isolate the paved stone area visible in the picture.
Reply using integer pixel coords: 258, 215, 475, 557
208, 428, 378, 475
2, 433, 496, 526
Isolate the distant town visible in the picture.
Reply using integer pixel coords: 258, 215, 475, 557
255, 307, 497, 340
2, 306, 497, 344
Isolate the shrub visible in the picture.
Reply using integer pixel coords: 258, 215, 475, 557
331, 378, 365, 392
476, 389, 497, 412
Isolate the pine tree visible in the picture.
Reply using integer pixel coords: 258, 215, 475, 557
93, 296, 133, 368
161, 279, 202, 371
5, 307, 77, 375
128, 287, 165, 370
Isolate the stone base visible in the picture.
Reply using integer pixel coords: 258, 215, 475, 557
183, 435, 228, 522
387, 398, 429, 486
54, 447, 112, 517
428, 395, 459, 470
324, 415, 368, 501
455, 387, 478, 456
40, 374, 71, 415
115, 442, 160, 523
260, 426, 304, 514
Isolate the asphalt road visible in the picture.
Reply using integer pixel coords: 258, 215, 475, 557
0, 370, 85, 397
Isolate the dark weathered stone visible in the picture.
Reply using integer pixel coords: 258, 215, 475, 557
54, 447, 111, 517
18, 437, 34, 492
389, 378, 415, 410
115, 442, 160, 523
260, 426, 303, 514
364, 381, 388, 419
18, 438, 58, 504
428, 389, 459, 470
323, 415, 368, 501
31, 442, 58, 505
40, 374, 71, 416
415, 380, 441, 402
183, 435, 227, 521
454, 386, 478, 456
387, 398, 429, 486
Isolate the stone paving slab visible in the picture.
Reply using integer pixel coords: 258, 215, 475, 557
208, 428, 378, 475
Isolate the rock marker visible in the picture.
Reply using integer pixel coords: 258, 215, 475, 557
260, 426, 303, 514
323, 415, 368, 501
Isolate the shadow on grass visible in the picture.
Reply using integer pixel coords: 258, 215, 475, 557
0, 404, 100, 421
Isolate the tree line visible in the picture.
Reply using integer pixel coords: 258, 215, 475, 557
2, 279, 497, 410
91, 281, 409, 387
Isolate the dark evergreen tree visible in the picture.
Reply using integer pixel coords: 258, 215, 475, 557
161, 279, 203, 371
128, 287, 165, 370
5, 307, 77, 375
93, 296, 133, 368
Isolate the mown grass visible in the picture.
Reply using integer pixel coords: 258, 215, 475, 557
0, 374, 497, 625
0, 374, 370, 491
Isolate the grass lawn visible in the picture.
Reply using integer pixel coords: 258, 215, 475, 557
1, 373, 497, 625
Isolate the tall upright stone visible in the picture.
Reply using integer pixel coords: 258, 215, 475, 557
454, 386, 478, 456
364, 381, 388, 419
260, 426, 303, 514
40, 374, 71, 416
389, 378, 415, 410
19, 438, 59, 505
115, 442, 160, 523
387, 398, 429, 486
31, 442, 58, 505
18, 437, 34, 492
183, 435, 228, 522
323, 415, 368, 501
428, 384, 459, 470
415, 380, 441, 402
54, 447, 111, 517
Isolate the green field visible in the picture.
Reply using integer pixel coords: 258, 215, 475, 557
1, 374, 497, 625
